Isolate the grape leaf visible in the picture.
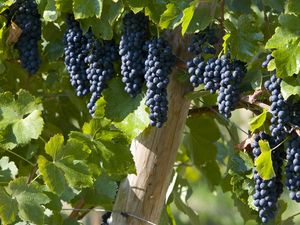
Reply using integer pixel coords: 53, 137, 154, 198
70, 118, 135, 177
185, 5, 213, 34
159, 3, 180, 30
0, 90, 44, 150
184, 115, 220, 166
249, 109, 268, 132
0, 187, 18, 224
287, 0, 300, 14
181, 3, 195, 35
37, 134, 93, 195
223, 15, 263, 62
114, 98, 150, 140
281, 77, 300, 99
255, 140, 275, 180
0, 177, 50, 225
145, 0, 167, 24
80, 175, 118, 209
0, 156, 18, 183
73, 0, 103, 19
103, 78, 143, 122
266, 14, 300, 77
43, 0, 57, 21
126, 0, 146, 13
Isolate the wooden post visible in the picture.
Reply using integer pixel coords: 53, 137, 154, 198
111, 30, 191, 225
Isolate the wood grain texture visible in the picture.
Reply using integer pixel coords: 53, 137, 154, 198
111, 30, 191, 225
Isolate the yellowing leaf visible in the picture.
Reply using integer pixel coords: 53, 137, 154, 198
254, 140, 275, 180
249, 109, 267, 132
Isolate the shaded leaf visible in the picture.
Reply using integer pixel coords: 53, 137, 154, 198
73, 0, 103, 19
103, 78, 143, 122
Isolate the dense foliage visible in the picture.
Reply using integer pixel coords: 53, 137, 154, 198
0, 0, 300, 225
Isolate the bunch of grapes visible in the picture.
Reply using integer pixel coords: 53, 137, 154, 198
187, 27, 218, 55
264, 73, 290, 142
252, 132, 284, 223
119, 12, 148, 97
63, 14, 90, 97
144, 38, 175, 128
186, 56, 206, 88
217, 58, 246, 118
186, 27, 218, 88
85, 39, 118, 115
262, 54, 273, 68
11, 0, 41, 74
285, 133, 300, 202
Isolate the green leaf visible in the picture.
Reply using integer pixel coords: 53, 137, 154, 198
7, 177, 50, 225
38, 135, 93, 195
73, 0, 103, 19
249, 109, 268, 132
43, 22, 64, 61
266, 14, 300, 77
185, 6, 213, 34
263, 0, 285, 12
181, 3, 195, 35
126, 0, 146, 13
70, 119, 135, 177
226, 0, 252, 14
273, 38, 300, 78
287, 0, 300, 14
159, 3, 180, 30
45, 134, 64, 159
254, 140, 275, 180
81, 175, 117, 208
114, 98, 150, 140
56, 0, 72, 13
281, 77, 300, 99
0, 187, 18, 224
37, 156, 66, 196
103, 78, 143, 122
0, 156, 18, 183
184, 89, 210, 100
184, 115, 220, 166
173, 191, 200, 225
223, 15, 263, 62
0, 90, 44, 149
144, 0, 166, 24
43, 0, 57, 21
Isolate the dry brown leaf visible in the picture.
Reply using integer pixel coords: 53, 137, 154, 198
295, 128, 300, 137
6, 21, 22, 45
235, 136, 253, 152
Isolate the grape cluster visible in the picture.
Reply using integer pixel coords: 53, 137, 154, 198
101, 212, 111, 225
217, 58, 246, 118
262, 54, 273, 68
86, 39, 118, 115
12, 0, 41, 74
187, 27, 218, 55
186, 56, 206, 87
285, 133, 300, 202
252, 133, 284, 223
264, 73, 290, 142
119, 12, 148, 97
144, 38, 175, 128
63, 14, 90, 97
